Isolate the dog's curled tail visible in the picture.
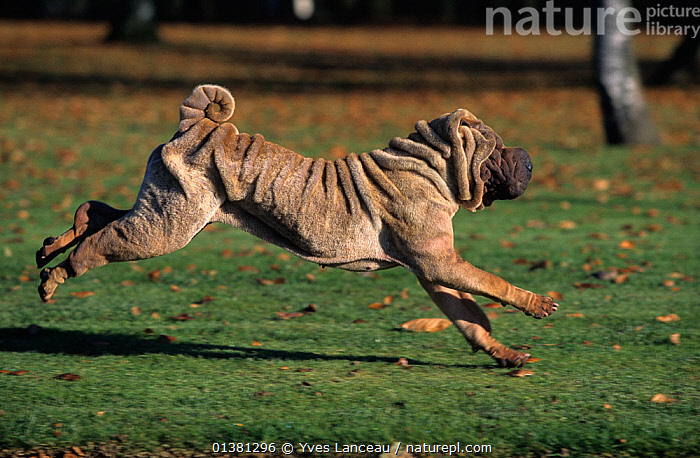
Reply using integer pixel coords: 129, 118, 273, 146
179, 84, 235, 133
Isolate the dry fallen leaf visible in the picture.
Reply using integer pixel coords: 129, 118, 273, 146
238, 265, 259, 273
612, 344, 622, 350
557, 220, 577, 230
55, 373, 81, 381
619, 240, 636, 250
401, 318, 452, 332
8, 370, 28, 376
147, 270, 162, 281
669, 333, 681, 345
169, 313, 194, 321
566, 313, 584, 318
254, 390, 273, 397
526, 357, 541, 363
500, 239, 515, 249
157, 335, 177, 343
656, 314, 680, 322
482, 302, 502, 309
650, 393, 676, 403
368, 302, 387, 310
70, 291, 94, 298
257, 277, 285, 285
251, 341, 262, 346
395, 357, 409, 366
505, 369, 534, 377
276, 311, 304, 319
130, 306, 142, 316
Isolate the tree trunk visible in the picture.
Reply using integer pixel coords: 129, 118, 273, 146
106, 0, 159, 43
594, 0, 659, 145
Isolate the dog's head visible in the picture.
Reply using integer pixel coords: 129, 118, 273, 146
478, 130, 533, 208
447, 114, 532, 210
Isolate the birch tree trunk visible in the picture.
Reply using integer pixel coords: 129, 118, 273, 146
594, 0, 659, 144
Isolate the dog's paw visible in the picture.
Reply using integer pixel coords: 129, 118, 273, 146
38, 267, 63, 302
491, 347, 530, 368
524, 294, 558, 319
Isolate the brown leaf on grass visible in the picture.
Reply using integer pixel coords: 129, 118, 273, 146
400, 289, 409, 299
574, 282, 605, 290
650, 393, 676, 403
395, 357, 410, 366
157, 335, 177, 343
612, 344, 622, 350
8, 370, 28, 376
529, 260, 552, 271
557, 220, 577, 230
194, 295, 215, 304
70, 291, 94, 298
220, 248, 234, 258
254, 390, 274, 397
547, 291, 563, 300
588, 232, 611, 240
352, 319, 367, 324
526, 357, 541, 363
368, 302, 387, 310
120, 280, 135, 286
656, 313, 680, 322
566, 313, 584, 318
383, 295, 394, 305
151, 312, 160, 319
238, 265, 259, 273
147, 270, 162, 281
486, 311, 500, 320
619, 240, 636, 250
251, 341, 262, 346
170, 284, 181, 292
500, 239, 515, 249
513, 258, 530, 265
662, 279, 675, 287
505, 369, 534, 377
55, 373, 81, 381
130, 306, 142, 316
614, 274, 629, 284
669, 333, 681, 345
169, 313, 194, 321
301, 303, 317, 313
276, 311, 304, 320
401, 318, 452, 332
482, 302, 502, 309
305, 273, 316, 282
256, 277, 285, 285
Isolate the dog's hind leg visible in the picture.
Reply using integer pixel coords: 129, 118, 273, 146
36, 201, 129, 269
38, 151, 223, 302
419, 279, 531, 367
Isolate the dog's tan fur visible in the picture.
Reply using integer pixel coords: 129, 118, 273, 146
37, 85, 557, 367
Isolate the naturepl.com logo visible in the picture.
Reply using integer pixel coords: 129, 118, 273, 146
486, 1, 699, 37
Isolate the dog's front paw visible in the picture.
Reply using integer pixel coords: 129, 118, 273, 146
490, 346, 530, 368
523, 293, 558, 319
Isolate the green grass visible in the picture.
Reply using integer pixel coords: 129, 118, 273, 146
1, 25, 699, 457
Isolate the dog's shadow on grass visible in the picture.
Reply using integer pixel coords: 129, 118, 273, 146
0, 327, 492, 369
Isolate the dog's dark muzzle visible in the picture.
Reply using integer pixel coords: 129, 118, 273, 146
502, 147, 532, 199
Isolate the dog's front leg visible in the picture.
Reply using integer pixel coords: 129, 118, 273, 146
419, 279, 530, 367
398, 216, 558, 318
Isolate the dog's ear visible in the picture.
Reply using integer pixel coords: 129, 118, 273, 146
427, 109, 496, 212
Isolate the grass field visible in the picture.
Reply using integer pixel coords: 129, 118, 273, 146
0, 22, 698, 457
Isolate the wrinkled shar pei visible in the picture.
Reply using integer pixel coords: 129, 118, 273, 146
37, 85, 558, 367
